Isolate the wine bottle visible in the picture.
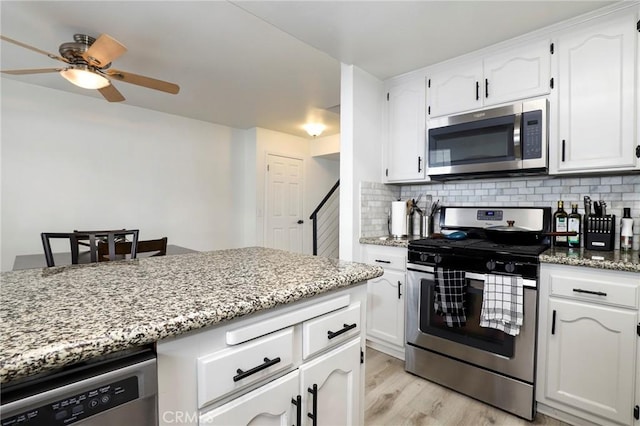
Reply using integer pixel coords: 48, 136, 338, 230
553, 200, 568, 247
567, 203, 581, 248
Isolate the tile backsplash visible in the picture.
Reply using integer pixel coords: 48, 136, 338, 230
361, 174, 640, 250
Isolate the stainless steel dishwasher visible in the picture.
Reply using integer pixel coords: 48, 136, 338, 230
1, 348, 157, 426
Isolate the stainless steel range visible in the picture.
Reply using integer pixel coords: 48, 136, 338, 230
405, 206, 551, 420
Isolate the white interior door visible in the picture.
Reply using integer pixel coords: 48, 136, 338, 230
265, 154, 304, 253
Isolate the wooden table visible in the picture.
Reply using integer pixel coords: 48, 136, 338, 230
12, 245, 198, 271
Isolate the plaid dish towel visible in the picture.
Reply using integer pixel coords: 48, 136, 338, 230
434, 268, 467, 327
480, 274, 524, 336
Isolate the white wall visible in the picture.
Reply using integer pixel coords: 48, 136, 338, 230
251, 127, 340, 255
339, 64, 384, 261
310, 134, 340, 158
1, 80, 245, 271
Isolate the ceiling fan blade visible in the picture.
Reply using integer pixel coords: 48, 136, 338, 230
83, 34, 127, 67
98, 83, 125, 102
1, 68, 61, 75
0, 35, 69, 63
105, 69, 179, 94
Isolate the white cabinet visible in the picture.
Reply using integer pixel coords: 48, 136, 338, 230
482, 39, 551, 107
427, 38, 551, 118
362, 245, 406, 360
552, 11, 639, 174
537, 264, 640, 426
383, 74, 427, 183
428, 60, 482, 118
200, 370, 299, 425
202, 339, 361, 426
157, 285, 367, 426
299, 338, 361, 426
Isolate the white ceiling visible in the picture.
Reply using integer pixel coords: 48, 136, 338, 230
0, 1, 615, 139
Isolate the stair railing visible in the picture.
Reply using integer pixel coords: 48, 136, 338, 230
309, 180, 340, 256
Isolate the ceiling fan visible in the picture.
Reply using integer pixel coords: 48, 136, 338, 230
0, 33, 180, 102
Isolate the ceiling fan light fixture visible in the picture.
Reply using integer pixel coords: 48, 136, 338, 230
59, 67, 110, 90
304, 123, 326, 137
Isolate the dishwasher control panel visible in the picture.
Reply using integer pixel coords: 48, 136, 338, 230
1, 376, 139, 426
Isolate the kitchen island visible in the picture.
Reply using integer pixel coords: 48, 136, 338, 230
0, 247, 383, 386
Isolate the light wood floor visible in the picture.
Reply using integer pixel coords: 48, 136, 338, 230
364, 348, 569, 426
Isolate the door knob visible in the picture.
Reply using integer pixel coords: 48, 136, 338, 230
297, 220, 304, 224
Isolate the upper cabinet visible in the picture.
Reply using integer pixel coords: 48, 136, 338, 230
427, 39, 552, 118
383, 74, 427, 183
427, 61, 482, 117
551, 11, 639, 174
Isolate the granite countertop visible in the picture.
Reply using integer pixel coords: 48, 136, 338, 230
540, 248, 640, 273
362, 235, 640, 273
359, 235, 422, 248
0, 247, 383, 385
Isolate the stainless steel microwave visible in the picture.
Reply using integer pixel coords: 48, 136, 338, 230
427, 99, 548, 179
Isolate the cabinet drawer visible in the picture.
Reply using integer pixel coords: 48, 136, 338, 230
548, 269, 639, 309
303, 303, 361, 359
197, 327, 294, 408
365, 246, 406, 271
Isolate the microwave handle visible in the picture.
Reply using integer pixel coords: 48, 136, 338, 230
513, 112, 522, 161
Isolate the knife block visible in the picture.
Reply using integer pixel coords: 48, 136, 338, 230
584, 214, 616, 251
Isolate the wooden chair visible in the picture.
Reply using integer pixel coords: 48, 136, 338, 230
72, 229, 139, 263
41, 232, 82, 267
97, 237, 168, 262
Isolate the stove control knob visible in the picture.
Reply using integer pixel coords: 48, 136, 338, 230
486, 260, 496, 271
434, 254, 442, 264
505, 262, 516, 273
420, 253, 429, 262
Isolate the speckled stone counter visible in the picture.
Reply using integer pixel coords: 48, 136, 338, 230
541, 248, 640, 273
0, 247, 383, 385
359, 235, 422, 248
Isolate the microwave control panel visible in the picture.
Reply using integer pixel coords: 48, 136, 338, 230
521, 110, 543, 160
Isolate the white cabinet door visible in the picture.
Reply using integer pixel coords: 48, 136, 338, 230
427, 60, 482, 117
554, 12, 638, 173
545, 298, 637, 425
483, 39, 551, 107
367, 270, 404, 349
199, 370, 299, 426
299, 338, 361, 426
384, 76, 427, 182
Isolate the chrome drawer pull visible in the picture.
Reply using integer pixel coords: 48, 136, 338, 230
327, 323, 357, 339
233, 356, 281, 382
572, 288, 607, 297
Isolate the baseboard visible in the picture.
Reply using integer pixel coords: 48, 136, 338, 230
366, 339, 405, 361
536, 402, 601, 426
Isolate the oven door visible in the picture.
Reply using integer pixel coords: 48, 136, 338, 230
406, 265, 537, 383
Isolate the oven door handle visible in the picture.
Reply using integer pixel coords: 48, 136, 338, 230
466, 271, 537, 288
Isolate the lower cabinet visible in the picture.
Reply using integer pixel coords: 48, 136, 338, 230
200, 339, 361, 426
362, 244, 406, 360
537, 263, 639, 426
157, 285, 367, 426
200, 370, 300, 425
367, 271, 405, 350
299, 338, 361, 426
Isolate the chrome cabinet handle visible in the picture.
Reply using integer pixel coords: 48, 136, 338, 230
233, 357, 281, 382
